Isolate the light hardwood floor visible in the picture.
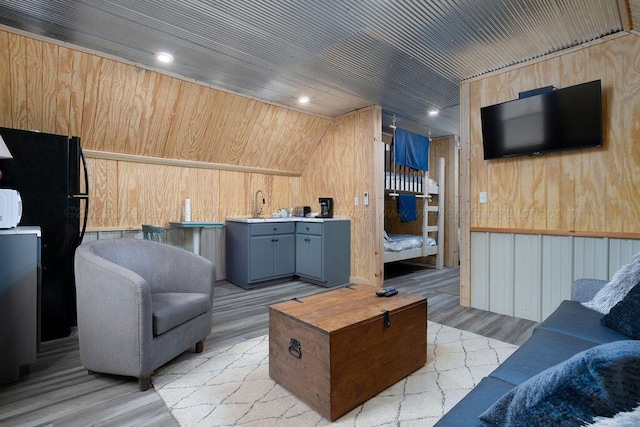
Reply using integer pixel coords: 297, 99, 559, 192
0, 264, 537, 426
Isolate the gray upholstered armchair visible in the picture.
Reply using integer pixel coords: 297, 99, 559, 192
74, 238, 214, 390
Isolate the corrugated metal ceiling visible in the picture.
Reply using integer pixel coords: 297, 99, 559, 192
0, 0, 628, 137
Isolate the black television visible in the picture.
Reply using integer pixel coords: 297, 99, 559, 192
481, 79, 603, 160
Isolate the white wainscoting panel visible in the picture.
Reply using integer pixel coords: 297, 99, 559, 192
471, 232, 640, 322
573, 237, 609, 281
488, 233, 514, 316
541, 235, 574, 320
514, 234, 542, 321
471, 232, 490, 311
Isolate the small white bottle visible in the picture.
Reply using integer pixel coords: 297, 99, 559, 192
184, 198, 191, 222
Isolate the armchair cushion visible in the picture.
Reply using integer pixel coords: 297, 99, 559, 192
152, 292, 211, 336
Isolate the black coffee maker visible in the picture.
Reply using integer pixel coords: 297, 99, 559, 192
317, 197, 334, 218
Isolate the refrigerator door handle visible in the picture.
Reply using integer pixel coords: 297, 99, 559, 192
68, 146, 89, 245
78, 147, 89, 245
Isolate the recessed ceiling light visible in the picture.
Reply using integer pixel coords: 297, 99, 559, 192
428, 109, 439, 116
298, 96, 310, 104
157, 52, 174, 63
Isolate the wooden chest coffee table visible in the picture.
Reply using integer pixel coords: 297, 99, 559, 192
269, 284, 427, 421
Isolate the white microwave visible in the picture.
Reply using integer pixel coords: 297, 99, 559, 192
0, 189, 22, 228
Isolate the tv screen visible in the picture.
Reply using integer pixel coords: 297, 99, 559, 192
481, 79, 603, 160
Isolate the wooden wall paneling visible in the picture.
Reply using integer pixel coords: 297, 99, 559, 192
25, 37, 44, 132
298, 106, 378, 285
459, 80, 471, 306
79, 54, 104, 151
108, 62, 143, 154
514, 234, 542, 321
218, 170, 250, 219
217, 95, 259, 165
241, 103, 274, 168
126, 68, 152, 155
468, 35, 640, 237
573, 236, 609, 281
86, 158, 119, 228
9, 33, 27, 129
541, 235, 574, 320
166, 83, 212, 161
351, 106, 378, 285
605, 37, 640, 233
468, 79, 486, 230
371, 106, 384, 287
52, 45, 73, 136
142, 73, 181, 158
470, 232, 489, 310
68, 49, 91, 138
201, 91, 239, 163
0, 31, 10, 127
488, 232, 514, 316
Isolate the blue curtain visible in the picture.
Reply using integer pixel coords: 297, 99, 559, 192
398, 194, 417, 222
394, 128, 429, 171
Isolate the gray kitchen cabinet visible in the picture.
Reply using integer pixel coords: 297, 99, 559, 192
295, 220, 350, 287
226, 221, 295, 289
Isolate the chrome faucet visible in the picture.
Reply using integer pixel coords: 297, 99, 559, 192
254, 189, 265, 218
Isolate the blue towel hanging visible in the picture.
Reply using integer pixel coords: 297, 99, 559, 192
394, 128, 429, 171
398, 194, 417, 222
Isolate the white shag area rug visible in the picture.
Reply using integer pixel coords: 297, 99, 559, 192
152, 321, 518, 426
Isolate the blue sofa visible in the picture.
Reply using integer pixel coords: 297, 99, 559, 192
435, 278, 636, 426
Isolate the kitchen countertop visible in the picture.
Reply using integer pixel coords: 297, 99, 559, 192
225, 217, 349, 223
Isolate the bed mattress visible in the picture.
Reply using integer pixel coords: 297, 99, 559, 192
384, 234, 436, 252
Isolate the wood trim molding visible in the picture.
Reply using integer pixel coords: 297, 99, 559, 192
471, 227, 640, 240
617, 0, 633, 32
83, 150, 302, 177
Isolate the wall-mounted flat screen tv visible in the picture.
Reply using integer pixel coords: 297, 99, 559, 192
481, 79, 603, 160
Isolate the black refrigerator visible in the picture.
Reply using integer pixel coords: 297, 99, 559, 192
0, 127, 89, 342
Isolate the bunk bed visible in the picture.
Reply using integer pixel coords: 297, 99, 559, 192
383, 136, 445, 269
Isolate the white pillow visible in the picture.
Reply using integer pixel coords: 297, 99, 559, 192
583, 252, 640, 314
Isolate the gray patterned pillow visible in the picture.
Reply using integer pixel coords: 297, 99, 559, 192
479, 340, 640, 426
601, 281, 640, 339
583, 252, 640, 314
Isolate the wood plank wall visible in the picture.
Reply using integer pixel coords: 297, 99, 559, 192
0, 28, 386, 286
297, 106, 383, 286
460, 33, 640, 307
0, 28, 331, 229
468, 34, 640, 234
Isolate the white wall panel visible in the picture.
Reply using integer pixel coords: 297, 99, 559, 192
488, 233, 514, 316
573, 237, 609, 281
471, 232, 490, 310
608, 239, 640, 278
472, 232, 640, 322
541, 236, 574, 320
514, 234, 542, 321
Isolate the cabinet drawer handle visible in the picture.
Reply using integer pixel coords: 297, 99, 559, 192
273, 227, 277, 231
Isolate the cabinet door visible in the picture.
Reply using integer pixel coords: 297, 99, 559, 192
249, 236, 274, 281
296, 234, 323, 279
273, 234, 295, 276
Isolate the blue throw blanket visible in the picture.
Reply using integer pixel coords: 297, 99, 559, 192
398, 194, 417, 222
394, 128, 429, 171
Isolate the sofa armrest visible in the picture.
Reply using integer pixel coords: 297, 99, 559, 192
571, 278, 608, 302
